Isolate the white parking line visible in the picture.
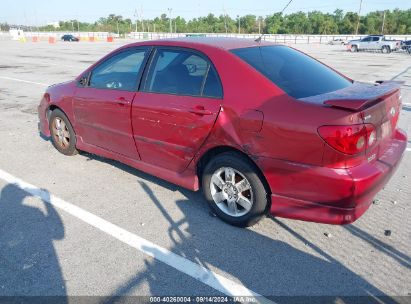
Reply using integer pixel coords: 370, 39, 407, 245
0, 76, 48, 86
0, 168, 272, 303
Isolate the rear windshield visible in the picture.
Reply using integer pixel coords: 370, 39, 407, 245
231, 45, 352, 99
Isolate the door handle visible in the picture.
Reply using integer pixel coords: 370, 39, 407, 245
116, 97, 130, 106
188, 106, 213, 116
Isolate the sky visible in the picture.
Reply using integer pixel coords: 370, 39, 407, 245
0, 0, 410, 25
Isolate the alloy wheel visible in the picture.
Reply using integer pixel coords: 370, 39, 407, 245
52, 117, 70, 149
210, 167, 254, 217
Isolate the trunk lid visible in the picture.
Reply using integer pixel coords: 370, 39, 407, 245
302, 81, 402, 161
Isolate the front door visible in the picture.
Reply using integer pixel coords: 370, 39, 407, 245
132, 47, 223, 172
73, 47, 149, 159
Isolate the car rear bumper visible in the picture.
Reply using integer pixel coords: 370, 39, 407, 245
257, 128, 407, 224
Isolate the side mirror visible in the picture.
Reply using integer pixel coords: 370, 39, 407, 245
78, 75, 88, 87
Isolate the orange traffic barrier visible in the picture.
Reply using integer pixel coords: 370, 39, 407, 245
48, 37, 56, 44
89, 37, 95, 42
32, 36, 38, 42
107, 36, 113, 42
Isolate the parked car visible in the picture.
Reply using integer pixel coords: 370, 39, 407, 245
401, 40, 411, 53
38, 38, 407, 227
328, 38, 347, 45
347, 35, 400, 53
61, 34, 79, 42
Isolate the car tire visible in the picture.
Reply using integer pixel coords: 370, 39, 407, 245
202, 152, 269, 227
382, 46, 391, 54
351, 45, 358, 52
49, 109, 78, 156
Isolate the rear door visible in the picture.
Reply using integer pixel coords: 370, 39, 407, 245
131, 47, 223, 172
73, 47, 150, 159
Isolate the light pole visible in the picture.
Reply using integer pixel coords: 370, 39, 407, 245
237, 15, 240, 34
168, 8, 173, 34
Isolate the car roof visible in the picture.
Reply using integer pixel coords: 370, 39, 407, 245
129, 37, 277, 51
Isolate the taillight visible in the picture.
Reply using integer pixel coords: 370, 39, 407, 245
318, 124, 376, 155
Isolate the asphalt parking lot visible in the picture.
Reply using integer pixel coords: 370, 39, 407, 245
0, 39, 410, 302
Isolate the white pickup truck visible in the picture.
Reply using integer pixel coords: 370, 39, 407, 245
347, 35, 401, 53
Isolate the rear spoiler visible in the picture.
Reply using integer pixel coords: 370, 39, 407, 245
301, 81, 403, 111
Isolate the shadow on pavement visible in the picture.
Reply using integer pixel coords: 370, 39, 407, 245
100, 178, 398, 303
0, 184, 66, 302
344, 224, 411, 269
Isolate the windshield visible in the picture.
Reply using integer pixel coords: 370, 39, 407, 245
231, 45, 352, 99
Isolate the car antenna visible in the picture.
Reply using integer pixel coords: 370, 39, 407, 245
255, 1, 291, 43
255, 34, 264, 43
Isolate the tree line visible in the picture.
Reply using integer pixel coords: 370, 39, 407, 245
1, 8, 410, 35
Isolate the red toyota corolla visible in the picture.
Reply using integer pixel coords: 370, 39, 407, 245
38, 38, 407, 227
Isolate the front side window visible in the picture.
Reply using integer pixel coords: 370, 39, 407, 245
89, 48, 148, 91
145, 48, 222, 98
231, 46, 352, 99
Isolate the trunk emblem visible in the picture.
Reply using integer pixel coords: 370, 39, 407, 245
390, 107, 396, 117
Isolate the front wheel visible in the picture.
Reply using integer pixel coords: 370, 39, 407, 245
350, 45, 358, 52
49, 109, 78, 156
202, 152, 268, 227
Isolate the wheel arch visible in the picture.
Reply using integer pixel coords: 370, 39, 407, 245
196, 145, 272, 207
47, 105, 77, 136
47, 104, 64, 121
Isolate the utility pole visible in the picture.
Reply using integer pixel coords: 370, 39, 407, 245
237, 15, 240, 34
134, 9, 138, 32
71, 21, 74, 32
258, 19, 261, 34
223, 5, 228, 34
381, 10, 386, 34
355, 0, 362, 35
77, 20, 79, 33
168, 8, 172, 33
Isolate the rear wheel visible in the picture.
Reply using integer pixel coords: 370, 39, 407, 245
382, 46, 391, 54
350, 45, 358, 52
202, 152, 268, 227
49, 109, 78, 156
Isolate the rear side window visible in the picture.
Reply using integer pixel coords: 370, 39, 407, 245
145, 48, 222, 98
232, 46, 351, 99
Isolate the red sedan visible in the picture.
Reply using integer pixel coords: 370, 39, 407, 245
38, 38, 407, 227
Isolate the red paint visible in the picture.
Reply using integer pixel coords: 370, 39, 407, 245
38, 38, 407, 225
